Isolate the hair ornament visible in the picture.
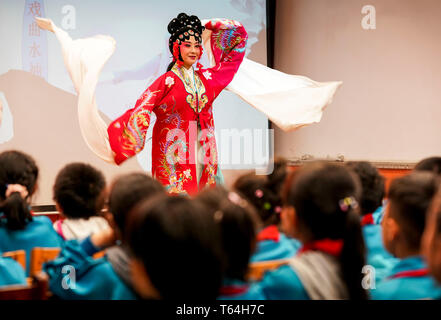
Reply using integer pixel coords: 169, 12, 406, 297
339, 196, 358, 212
5, 184, 29, 199
255, 189, 263, 198
274, 206, 282, 214
214, 210, 223, 222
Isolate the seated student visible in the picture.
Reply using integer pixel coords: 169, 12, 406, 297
259, 162, 368, 300
44, 173, 165, 300
414, 157, 441, 176
196, 186, 265, 300
0, 150, 63, 275
372, 172, 441, 300
126, 195, 224, 300
0, 253, 27, 287
422, 186, 441, 298
233, 159, 301, 263
346, 161, 398, 282
53, 163, 110, 240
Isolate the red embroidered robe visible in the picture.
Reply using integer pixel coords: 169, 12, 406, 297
107, 19, 248, 195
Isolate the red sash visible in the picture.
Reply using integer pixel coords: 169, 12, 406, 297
298, 239, 344, 257
257, 225, 280, 242
361, 213, 374, 226
389, 268, 429, 279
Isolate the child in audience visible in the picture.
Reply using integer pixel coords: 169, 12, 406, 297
53, 163, 109, 240
414, 157, 441, 176
126, 194, 224, 300
0, 150, 63, 275
259, 162, 367, 300
346, 161, 398, 282
372, 172, 441, 300
422, 186, 441, 294
0, 252, 26, 287
234, 159, 301, 262
196, 186, 265, 300
44, 173, 165, 299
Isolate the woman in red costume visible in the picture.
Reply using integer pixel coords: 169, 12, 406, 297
107, 13, 248, 195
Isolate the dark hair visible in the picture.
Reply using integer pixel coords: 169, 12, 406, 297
414, 157, 441, 176
0, 150, 38, 230
346, 161, 385, 215
108, 173, 164, 234
127, 194, 223, 300
285, 162, 367, 300
197, 186, 258, 281
234, 158, 287, 226
166, 13, 203, 72
388, 172, 438, 251
53, 163, 106, 219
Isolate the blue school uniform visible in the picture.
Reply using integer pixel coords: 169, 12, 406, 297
43, 237, 137, 300
0, 215, 64, 275
218, 278, 266, 300
361, 206, 398, 283
371, 256, 441, 300
258, 264, 309, 300
0, 255, 27, 287
250, 226, 301, 263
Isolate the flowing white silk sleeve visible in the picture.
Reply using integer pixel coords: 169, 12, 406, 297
201, 19, 342, 132
41, 18, 116, 163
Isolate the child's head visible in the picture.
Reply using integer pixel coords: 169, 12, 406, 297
383, 172, 438, 258
108, 172, 164, 238
53, 163, 106, 219
346, 161, 385, 215
414, 157, 441, 176
126, 194, 223, 300
283, 162, 366, 300
197, 186, 258, 281
422, 187, 441, 284
0, 150, 39, 230
233, 158, 287, 226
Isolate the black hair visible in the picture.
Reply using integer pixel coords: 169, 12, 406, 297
0, 150, 38, 230
127, 194, 223, 300
414, 157, 441, 176
234, 158, 288, 226
166, 13, 203, 72
346, 161, 385, 215
197, 186, 258, 281
53, 163, 106, 219
108, 172, 164, 234
388, 171, 438, 251
285, 162, 367, 300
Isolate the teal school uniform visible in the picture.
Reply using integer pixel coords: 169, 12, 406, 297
250, 225, 301, 263
0, 255, 27, 287
218, 278, 265, 300
371, 256, 441, 300
43, 237, 137, 300
361, 206, 398, 282
0, 215, 64, 275
258, 264, 309, 300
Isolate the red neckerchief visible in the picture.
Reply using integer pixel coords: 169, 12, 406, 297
389, 268, 429, 280
361, 213, 375, 227
219, 284, 250, 296
256, 225, 280, 242
297, 239, 344, 257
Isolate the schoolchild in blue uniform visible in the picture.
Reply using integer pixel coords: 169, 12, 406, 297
233, 159, 301, 263
197, 187, 265, 300
372, 172, 441, 300
258, 162, 368, 300
44, 173, 165, 300
127, 195, 225, 300
422, 184, 441, 299
0, 253, 27, 287
0, 150, 63, 275
346, 161, 398, 282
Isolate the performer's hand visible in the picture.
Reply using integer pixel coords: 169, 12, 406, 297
35, 17, 55, 33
